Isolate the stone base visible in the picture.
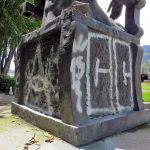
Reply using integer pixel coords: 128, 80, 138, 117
11, 102, 150, 146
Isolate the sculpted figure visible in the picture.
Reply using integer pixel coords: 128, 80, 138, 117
21, 0, 145, 36
107, 0, 144, 20
21, 0, 144, 20
21, 0, 111, 25
21, 0, 75, 19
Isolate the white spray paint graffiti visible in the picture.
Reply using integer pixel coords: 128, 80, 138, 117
71, 30, 134, 116
95, 58, 110, 87
71, 29, 87, 114
73, 34, 88, 53
71, 56, 85, 113
113, 39, 134, 112
123, 61, 132, 86
87, 32, 115, 116
24, 44, 56, 115
113, 39, 119, 102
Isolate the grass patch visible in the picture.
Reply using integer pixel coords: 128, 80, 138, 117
0, 113, 17, 132
142, 81, 150, 102
142, 91, 150, 102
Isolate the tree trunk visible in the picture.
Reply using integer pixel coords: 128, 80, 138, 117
14, 50, 17, 76
2, 49, 15, 75
1, 39, 8, 73
0, 51, 2, 75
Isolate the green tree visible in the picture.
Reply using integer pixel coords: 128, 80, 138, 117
0, 0, 40, 74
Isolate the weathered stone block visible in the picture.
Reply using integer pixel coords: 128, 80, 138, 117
12, 3, 149, 146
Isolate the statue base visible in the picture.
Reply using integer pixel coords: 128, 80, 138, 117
12, 102, 150, 146
12, 6, 148, 146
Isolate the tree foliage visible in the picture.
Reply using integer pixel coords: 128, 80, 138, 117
0, 0, 40, 74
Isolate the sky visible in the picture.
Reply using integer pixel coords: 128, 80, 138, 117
140, 0, 150, 45
98, 0, 150, 46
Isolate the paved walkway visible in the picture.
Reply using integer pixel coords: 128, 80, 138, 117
1, 94, 150, 150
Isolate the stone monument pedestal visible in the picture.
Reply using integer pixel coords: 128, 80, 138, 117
12, 102, 150, 146
12, 3, 150, 146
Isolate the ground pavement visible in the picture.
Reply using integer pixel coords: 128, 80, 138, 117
1, 94, 150, 150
